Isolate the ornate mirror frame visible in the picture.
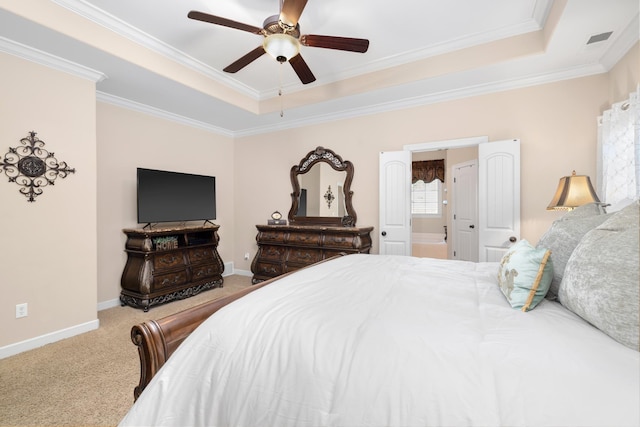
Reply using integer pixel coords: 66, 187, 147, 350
288, 146, 357, 227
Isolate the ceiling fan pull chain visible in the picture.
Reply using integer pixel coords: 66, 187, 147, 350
279, 63, 284, 118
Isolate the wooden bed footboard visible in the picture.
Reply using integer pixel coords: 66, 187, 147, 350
130, 278, 271, 400
130, 255, 346, 400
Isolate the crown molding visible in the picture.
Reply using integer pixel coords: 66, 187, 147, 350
51, 0, 260, 99
235, 62, 606, 137
52, 0, 554, 102
600, 13, 639, 71
0, 36, 106, 82
261, 2, 553, 100
96, 92, 234, 138
35, 0, 622, 138
95, 59, 606, 138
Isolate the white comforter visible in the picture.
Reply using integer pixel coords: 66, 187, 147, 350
120, 254, 640, 427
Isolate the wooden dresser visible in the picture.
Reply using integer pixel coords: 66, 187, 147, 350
120, 225, 224, 311
251, 224, 373, 283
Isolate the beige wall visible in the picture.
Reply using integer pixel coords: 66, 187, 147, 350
233, 43, 638, 271
607, 41, 639, 104
234, 74, 611, 270
96, 103, 235, 304
0, 52, 97, 349
1, 39, 637, 355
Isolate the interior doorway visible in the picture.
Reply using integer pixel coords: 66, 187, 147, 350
380, 137, 520, 259
409, 141, 480, 260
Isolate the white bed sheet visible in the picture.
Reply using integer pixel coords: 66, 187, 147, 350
120, 254, 640, 427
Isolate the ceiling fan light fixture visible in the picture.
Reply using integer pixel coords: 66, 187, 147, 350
263, 33, 300, 63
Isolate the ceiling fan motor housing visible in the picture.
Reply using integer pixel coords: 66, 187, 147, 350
263, 15, 300, 37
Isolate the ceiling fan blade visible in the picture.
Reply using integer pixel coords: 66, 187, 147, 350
300, 35, 369, 53
188, 11, 263, 34
279, 0, 308, 28
223, 46, 266, 73
289, 53, 316, 84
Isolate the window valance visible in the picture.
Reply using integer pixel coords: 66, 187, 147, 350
412, 160, 445, 184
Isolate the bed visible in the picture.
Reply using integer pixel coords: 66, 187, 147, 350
120, 202, 639, 427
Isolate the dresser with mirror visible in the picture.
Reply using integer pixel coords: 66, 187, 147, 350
251, 146, 373, 283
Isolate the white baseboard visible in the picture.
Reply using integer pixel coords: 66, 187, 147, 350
97, 298, 121, 311
222, 262, 252, 276
233, 269, 252, 277
223, 261, 234, 275
0, 319, 99, 359
3, 262, 246, 359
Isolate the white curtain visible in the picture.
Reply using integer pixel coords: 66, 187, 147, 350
597, 85, 640, 210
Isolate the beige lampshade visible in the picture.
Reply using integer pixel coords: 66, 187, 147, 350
547, 170, 601, 210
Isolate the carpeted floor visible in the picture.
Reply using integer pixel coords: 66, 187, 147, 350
0, 275, 253, 427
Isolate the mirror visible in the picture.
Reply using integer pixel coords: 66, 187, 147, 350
297, 164, 346, 216
288, 147, 357, 226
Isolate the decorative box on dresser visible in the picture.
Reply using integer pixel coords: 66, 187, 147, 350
120, 225, 224, 311
251, 224, 373, 283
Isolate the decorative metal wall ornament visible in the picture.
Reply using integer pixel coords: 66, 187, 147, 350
0, 131, 76, 202
324, 185, 335, 208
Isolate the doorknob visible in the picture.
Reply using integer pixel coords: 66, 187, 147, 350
469, 225, 475, 229
509, 236, 517, 243
381, 231, 387, 236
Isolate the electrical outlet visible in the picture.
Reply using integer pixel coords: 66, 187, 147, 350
244, 252, 250, 260
16, 303, 28, 318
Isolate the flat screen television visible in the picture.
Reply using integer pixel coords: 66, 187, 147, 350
137, 168, 216, 224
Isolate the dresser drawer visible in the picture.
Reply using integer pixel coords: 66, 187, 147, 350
259, 245, 287, 261
323, 233, 357, 249
191, 263, 220, 281
287, 247, 322, 264
323, 249, 352, 259
187, 247, 214, 265
287, 231, 322, 246
258, 230, 286, 244
284, 263, 307, 274
153, 270, 188, 290
254, 261, 284, 277
152, 251, 185, 271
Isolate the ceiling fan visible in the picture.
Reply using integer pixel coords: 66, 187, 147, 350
188, 0, 369, 84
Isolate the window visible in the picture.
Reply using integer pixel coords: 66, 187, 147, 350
411, 179, 442, 217
597, 86, 639, 210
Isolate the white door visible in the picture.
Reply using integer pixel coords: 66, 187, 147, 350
379, 150, 412, 255
452, 160, 478, 261
478, 139, 521, 262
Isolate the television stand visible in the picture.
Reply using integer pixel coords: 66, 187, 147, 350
120, 224, 224, 311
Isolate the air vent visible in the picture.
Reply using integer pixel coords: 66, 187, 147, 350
587, 31, 613, 45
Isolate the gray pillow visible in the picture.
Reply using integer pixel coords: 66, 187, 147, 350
558, 201, 639, 351
537, 203, 610, 299
556, 202, 607, 218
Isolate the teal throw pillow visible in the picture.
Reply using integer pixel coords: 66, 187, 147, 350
497, 239, 553, 312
